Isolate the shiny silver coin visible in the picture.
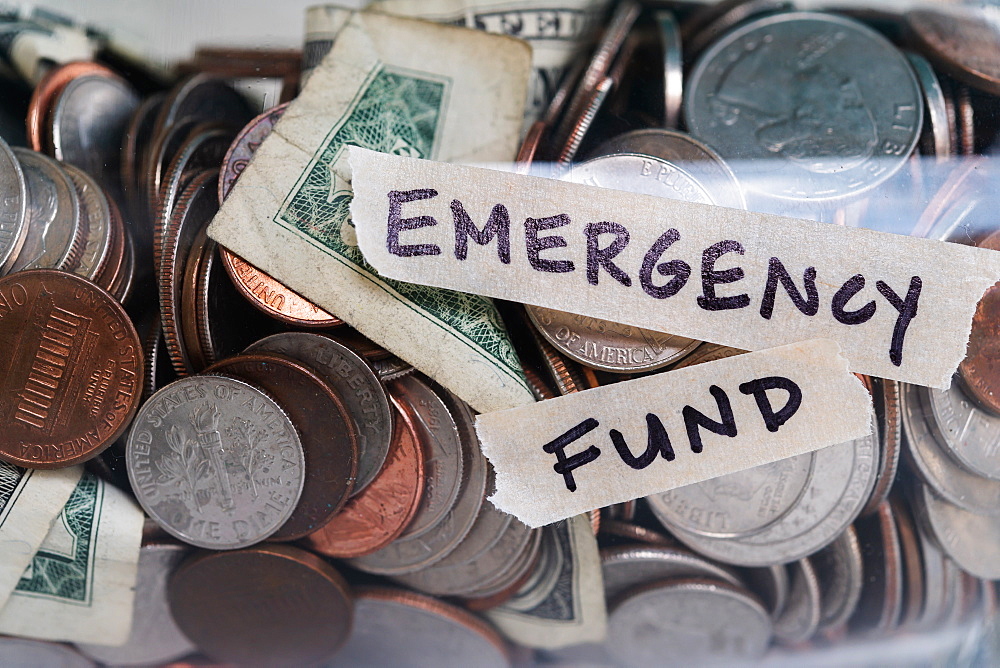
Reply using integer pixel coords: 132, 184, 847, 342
916, 483, 1000, 580
605, 579, 772, 667
370, 355, 414, 381
656, 11, 683, 129
62, 163, 113, 281
647, 451, 815, 538
245, 332, 393, 494
126, 375, 305, 549
901, 381, 1000, 515
328, 588, 509, 668
0, 636, 95, 667
75, 543, 196, 665
9, 148, 81, 272
601, 544, 742, 601
907, 52, 952, 160
773, 557, 821, 644
924, 377, 1000, 481
0, 136, 28, 275
51, 73, 140, 190
685, 12, 922, 201
811, 525, 863, 632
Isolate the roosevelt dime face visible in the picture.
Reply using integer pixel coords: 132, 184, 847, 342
126, 376, 305, 549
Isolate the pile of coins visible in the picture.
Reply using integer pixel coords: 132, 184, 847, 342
1, 1, 1000, 666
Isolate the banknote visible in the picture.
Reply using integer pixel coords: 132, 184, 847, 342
0, 464, 81, 610
486, 514, 607, 648
208, 10, 535, 414
0, 471, 144, 646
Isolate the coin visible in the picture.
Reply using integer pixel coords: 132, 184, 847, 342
907, 52, 952, 160
925, 375, 1000, 480
655, 11, 683, 129
121, 91, 165, 230
686, 12, 923, 201
861, 378, 902, 516
26, 61, 118, 153
0, 136, 28, 275
302, 404, 424, 558
9, 148, 81, 272
684, 0, 792, 62
773, 557, 821, 645
219, 102, 288, 201
600, 544, 743, 600
891, 496, 925, 630
740, 563, 789, 618
906, 8, 1000, 97
157, 123, 234, 221
62, 163, 113, 281
75, 543, 196, 666
959, 229, 1000, 416
126, 375, 305, 549
206, 352, 358, 540
849, 501, 903, 636
811, 526, 863, 633
916, 483, 1000, 580
599, 519, 673, 547
168, 544, 353, 667
605, 578, 772, 667
0, 269, 142, 468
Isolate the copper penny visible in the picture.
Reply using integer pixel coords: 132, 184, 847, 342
26, 61, 118, 153
168, 543, 353, 667
0, 269, 142, 468
600, 519, 675, 547
205, 352, 358, 540
219, 102, 288, 202
907, 9, 1000, 97
959, 229, 1000, 415
303, 404, 424, 558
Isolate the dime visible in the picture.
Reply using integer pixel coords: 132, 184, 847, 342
75, 543, 196, 666
50, 72, 140, 190
605, 578, 772, 667
601, 545, 743, 600
849, 501, 903, 636
328, 587, 508, 668
206, 352, 358, 540
686, 12, 923, 201
916, 483, 1000, 580
245, 332, 393, 494
168, 544, 353, 667
0, 137, 27, 275
126, 375, 305, 549
773, 557, 820, 644
959, 229, 1000, 417
9, 148, 81, 272
62, 164, 113, 281
811, 526, 863, 633
907, 53, 952, 160
0, 269, 142, 468
302, 404, 424, 558
906, 8, 1000, 97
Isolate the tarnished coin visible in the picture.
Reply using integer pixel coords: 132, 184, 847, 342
219, 102, 288, 200
849, 502, 903, 636
245, 332, 392, 494
206, 352, 358, 540
605, 578, 772, 667
328, 587, 509, 668
601, 545, 742, 600
169, 544, 353, 667
686, 12, 923, 201
959, 229, 1000, 417
126, 375, 305, 549
50, 72, 140, 190
9, 148, 81, 272
773, 557, 821, 644
62, 164, 113, 281
811, 526, 864, 633
916, 483, 1000, 580
906, 8, 1000, 97
0, 136, 28, 275
925, 375, 1000, 480
0, 270, 142, 468
75, 543, 196, 666
303, 404, 424, 558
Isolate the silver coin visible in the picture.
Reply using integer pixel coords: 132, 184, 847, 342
51, 74, 140, 190
464, 526, 543, 599
924, 377, 1000, 481
685, 12, 923, 201
901, 381, 1000, 515
907, 52, 951, 160
740, 563, 789, 618
0, 636, 95, 667
912, 512, 948, 633
10, 148, 81, 272
0, 136, 28, 274
811, 525, 863, 632
916, 483, 1000, 580
605, 579, 772, 667
656, 11, 683, 129
370, 355, 415, 381
601, 544, 743, 601
75, 543, 196, 665
126, 375, 305, 549
647, 451, 815, 538
62, 163, 113, 281
244, 332, 393, 494
773, 557, 821, 644
328, 588, 509, 668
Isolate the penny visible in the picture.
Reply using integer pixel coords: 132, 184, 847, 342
956, 83, 975, 156
180, 224, 215, 371
328, 587, 508, 668
891, 496, 925, 630
605, 578, 772, 667
849, 501, 903, 636
0, 269, 142, 468
302, 404, 424, 558
169, 544, 353, 667
959, 229, 1000, 417
62, 164, 113, 281
0, 137, 27, 275
811, 525, 863, 633
50, 72, 140, 191
916, 483, 1000, 580
245, 332, 393, 494
686, 12, 923, 201
26, 61, 118, 153
601, 545, 743, 601
206, 352, 358, 540
599, 519, 673, 547
907, 53, 952, 160
126, 375, 304, 549
9, 148, 81, 272
76, 543, 196, 666
219, 102, 288, 201
773, 557, 821, 645
110, 214, 137, 305
906, 8, 1000, 97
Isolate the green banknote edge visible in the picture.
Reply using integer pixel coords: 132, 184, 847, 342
274, 62, 529, 393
